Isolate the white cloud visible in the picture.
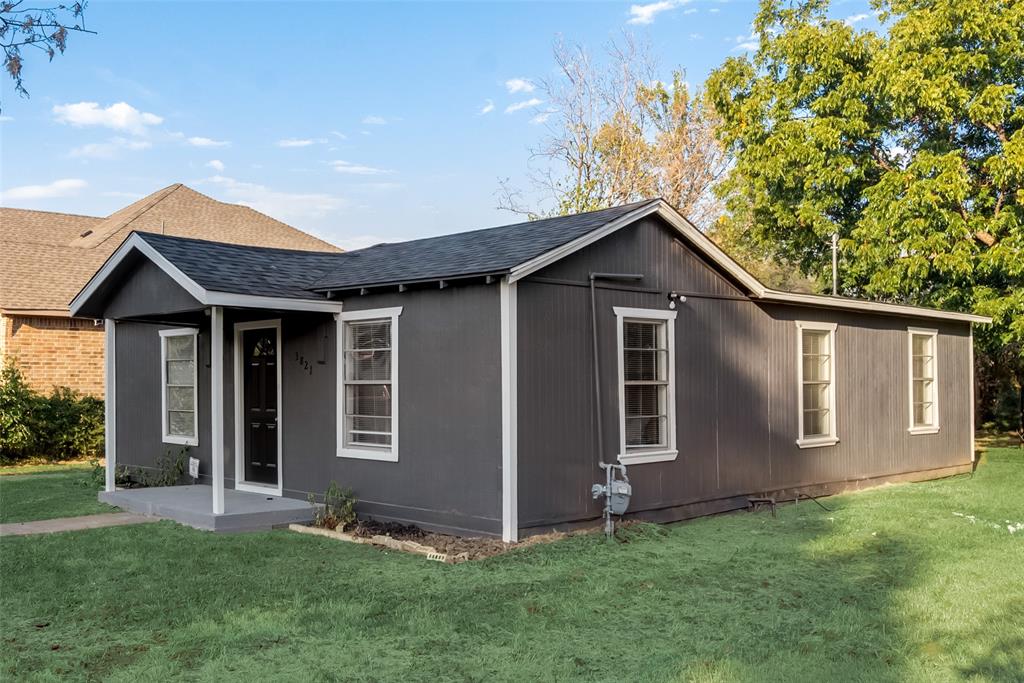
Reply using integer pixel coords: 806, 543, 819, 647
844, 12, 870, 26
709, 7, 720, 13
0, 116, 12, 123
504, 78, 535, 94
689, 32, 703, 40
330, 160, 392, 176
201, 175, 346, 222
683, 7, 697, 14
2, 178, 87, 201
277, 138, 315, 148
506, 98, 543, 114
277, 137, 328, 148
69, 137, 152, 159
187, 136, 230, 147
206, 159, 225, 172
479, 99, 495, 115
362, 115, 387, 125
52, 101, 162, 135
530, 112, 551, 125
732, 32, 759, 52
628, 1, 681, 25
330, 131, 347, 140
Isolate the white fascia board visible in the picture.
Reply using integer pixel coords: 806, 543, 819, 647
505, 199, 988, 325
508, 200, 766, 294
70, 232, 343, 316
760, 289, 991, 324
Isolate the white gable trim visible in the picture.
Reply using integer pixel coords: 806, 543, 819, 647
69, 233, 344, 316
508, 200, 990, 325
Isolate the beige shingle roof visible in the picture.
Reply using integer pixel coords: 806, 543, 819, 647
0, 184, 341, 314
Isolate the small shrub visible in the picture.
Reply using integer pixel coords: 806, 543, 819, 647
143, 448, 188, 487
309, 481, 357, 530
0, 359, 36, 457
33, 387, 105, 461
0, 359, 105, 461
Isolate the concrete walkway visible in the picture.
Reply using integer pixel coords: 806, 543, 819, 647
0, 512, 161, 537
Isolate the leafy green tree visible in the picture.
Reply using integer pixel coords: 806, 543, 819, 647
708, 0, 1024, 429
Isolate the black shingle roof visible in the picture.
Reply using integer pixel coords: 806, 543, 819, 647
307, 199, 658, 291
135, 199, 659, 299
136, 232, 345, 300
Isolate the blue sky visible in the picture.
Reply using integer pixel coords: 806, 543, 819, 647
0, 0, 873, 249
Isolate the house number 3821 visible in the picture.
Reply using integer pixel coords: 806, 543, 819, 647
294, 352, 313, 376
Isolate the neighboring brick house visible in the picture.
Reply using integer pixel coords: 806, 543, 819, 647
0, 184, 340, 396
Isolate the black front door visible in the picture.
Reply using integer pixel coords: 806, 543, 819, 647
243, 328, 278, 485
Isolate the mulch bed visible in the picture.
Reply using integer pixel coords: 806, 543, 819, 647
348, 519, 519, 560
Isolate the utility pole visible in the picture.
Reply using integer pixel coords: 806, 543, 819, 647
831, 233, 839, 296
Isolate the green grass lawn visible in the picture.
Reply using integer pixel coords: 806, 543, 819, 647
2, 448, 1022, 682
0, 465, 116, 524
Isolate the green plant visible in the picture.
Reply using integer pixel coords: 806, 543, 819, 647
33, 387, 104, 461
0, 359, 36, 458
309, 481, 357, 530
143, 448, 188, 487
0, 359, 105, 462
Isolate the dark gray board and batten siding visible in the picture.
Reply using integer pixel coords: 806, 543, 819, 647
515, 215, 973, 530
105, 256, 504, 536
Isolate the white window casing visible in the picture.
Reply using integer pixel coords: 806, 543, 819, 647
796, 321, 838, 448
908, 327, 940, 434
159, 327, 199, 446
613, 307, 678, 465
337, 307, 402, 462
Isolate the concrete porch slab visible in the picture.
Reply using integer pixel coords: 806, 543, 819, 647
99, 485, 314, 532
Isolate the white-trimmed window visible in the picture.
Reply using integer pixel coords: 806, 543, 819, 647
908, 327, 939, 434
337, 307, 402, 462
796, 321, 838, 448
160, 328, 199, 446
613, 307, 678, 465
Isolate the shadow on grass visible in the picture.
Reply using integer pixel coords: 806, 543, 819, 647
5, 469, 1016, 681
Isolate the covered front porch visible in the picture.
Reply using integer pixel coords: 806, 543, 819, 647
69, 231, 345, 530
99, 484, 315, 532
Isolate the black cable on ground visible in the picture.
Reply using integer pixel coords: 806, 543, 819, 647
795, 492, 833, 513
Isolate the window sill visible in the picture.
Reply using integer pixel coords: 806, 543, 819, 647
618, 449, 678, 465
908, 426, 940, 435
796, 436, 839, 449
163, 435, 198, 447
338, 447, 398, 463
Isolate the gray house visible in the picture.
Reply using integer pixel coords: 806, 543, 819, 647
70, 199, 989, 540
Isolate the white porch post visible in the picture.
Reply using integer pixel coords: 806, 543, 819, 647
103, 318, 116, 493
211, 306, 225, 514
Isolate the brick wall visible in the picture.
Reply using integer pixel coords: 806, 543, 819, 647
0, 314, 106, 397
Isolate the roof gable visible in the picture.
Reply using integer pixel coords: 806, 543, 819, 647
307, 200, 660, 291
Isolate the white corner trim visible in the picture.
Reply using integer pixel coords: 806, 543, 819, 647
795, 320, 838, 447
969, 324, 976, 462
614, 306, 678, 465
104, 319, 116, 493
233, 319, 284, 497
907, 326, 940, 435
500, 278, 518, 542
70, 232, 344, 316
210, 306, 225, 515
159, 327, 200, 447
337, 306, 402, 462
